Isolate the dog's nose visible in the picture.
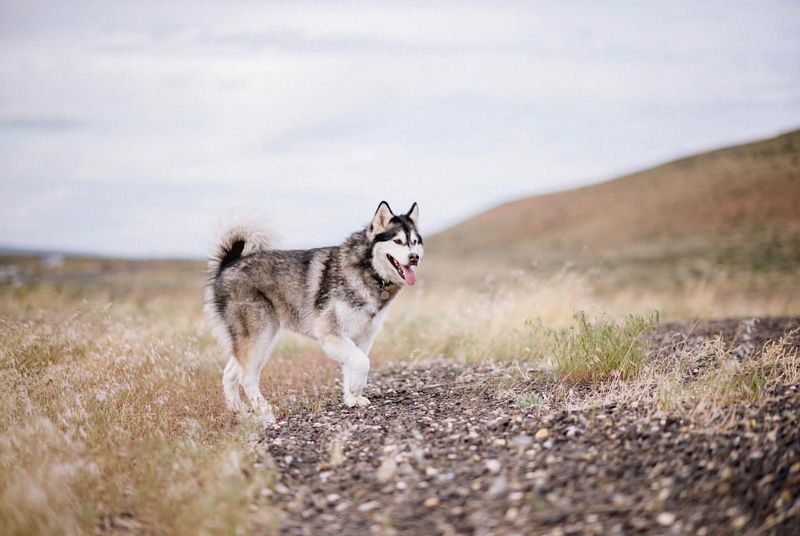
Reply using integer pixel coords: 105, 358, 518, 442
408, 253, 419, 266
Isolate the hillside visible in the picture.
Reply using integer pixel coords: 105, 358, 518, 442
431, 130, 800, 260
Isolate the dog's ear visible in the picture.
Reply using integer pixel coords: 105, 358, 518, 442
370, 201, 394, 235
406, 202, 419, 226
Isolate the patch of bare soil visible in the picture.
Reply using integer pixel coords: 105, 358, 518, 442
256, 318, 800, 535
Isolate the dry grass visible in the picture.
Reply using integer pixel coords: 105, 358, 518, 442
0, 244, 797, 533
378, 263, 797, 366
500, 323, 799, 430
651, 328, 800, 424
0, 283, 280, 535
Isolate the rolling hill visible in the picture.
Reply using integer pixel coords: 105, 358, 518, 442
431, 129, 800, 261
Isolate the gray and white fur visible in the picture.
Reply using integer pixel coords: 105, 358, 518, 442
203, 201, 424, 422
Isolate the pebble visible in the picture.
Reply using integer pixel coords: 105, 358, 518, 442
487, 476, 508, 497
656, 512, 676, 526
486, 459, 502, 474
376, 457, 397, 483
329, 438, 345, 466
508, 491, 524, 502
424, 497, 440, 508
612, 493, 632, 508
358, 500, 380, 513
511, 435, 532, 448
535, 428, 550, 440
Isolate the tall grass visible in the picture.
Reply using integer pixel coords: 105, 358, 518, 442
0, 285, 279, 535
550, 312, 659, 384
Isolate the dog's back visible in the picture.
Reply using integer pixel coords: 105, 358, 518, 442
207, 242, 337, 346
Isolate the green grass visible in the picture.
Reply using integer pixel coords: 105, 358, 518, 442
551, 311, 659, 384
517, 392, 543, 409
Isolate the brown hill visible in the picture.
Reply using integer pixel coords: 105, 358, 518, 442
432, 129, 800, 260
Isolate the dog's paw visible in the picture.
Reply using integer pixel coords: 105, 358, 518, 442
258, 411, 277, 426
245, 407, 276, 426
226, 399, 243, 413
343, 394, 370, 408
239, 402, 276, 425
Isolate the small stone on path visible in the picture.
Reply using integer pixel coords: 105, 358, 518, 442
657, 512, 676, 526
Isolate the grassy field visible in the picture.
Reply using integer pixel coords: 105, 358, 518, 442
1, 262, 267, 535
1, 242, 797, 534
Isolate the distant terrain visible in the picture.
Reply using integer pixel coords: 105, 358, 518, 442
425, 129, 800, 292
433, 129, 800, 257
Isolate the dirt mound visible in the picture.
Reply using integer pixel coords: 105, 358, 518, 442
256, 318, 800, 535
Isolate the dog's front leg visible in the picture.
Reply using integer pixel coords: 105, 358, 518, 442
320, 335, 371, 408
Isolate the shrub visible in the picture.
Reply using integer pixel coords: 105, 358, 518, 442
551, 311, 659, 384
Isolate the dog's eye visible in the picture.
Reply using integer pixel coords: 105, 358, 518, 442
411, 240, 417, 246
393, 239, 403, 245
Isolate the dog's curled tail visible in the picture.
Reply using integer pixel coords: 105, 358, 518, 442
207, 221, 275, 277
204, 220, 276, 353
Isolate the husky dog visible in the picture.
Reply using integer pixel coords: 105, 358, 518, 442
204, 201, 423, 422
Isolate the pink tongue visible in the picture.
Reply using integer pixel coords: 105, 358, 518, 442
400, 264, 417, 286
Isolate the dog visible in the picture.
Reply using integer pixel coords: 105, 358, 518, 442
204, 201, 424, 422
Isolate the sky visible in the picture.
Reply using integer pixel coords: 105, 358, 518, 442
0, 0, 798, 258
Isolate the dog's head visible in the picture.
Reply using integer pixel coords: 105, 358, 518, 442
368, 201, 424, 286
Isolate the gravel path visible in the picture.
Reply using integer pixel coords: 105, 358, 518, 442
256, 318, 800, 535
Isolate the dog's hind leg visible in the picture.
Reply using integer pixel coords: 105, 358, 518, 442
228, 299, 279, 423
222, 357, 243, 411
237, 324, 278, 423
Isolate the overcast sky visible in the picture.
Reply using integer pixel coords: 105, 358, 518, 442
1, 1, 798, 257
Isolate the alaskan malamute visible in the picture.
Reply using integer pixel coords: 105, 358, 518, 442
204, 202, 423, 422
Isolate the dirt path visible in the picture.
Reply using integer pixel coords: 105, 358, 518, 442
256, 318, 800, 535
